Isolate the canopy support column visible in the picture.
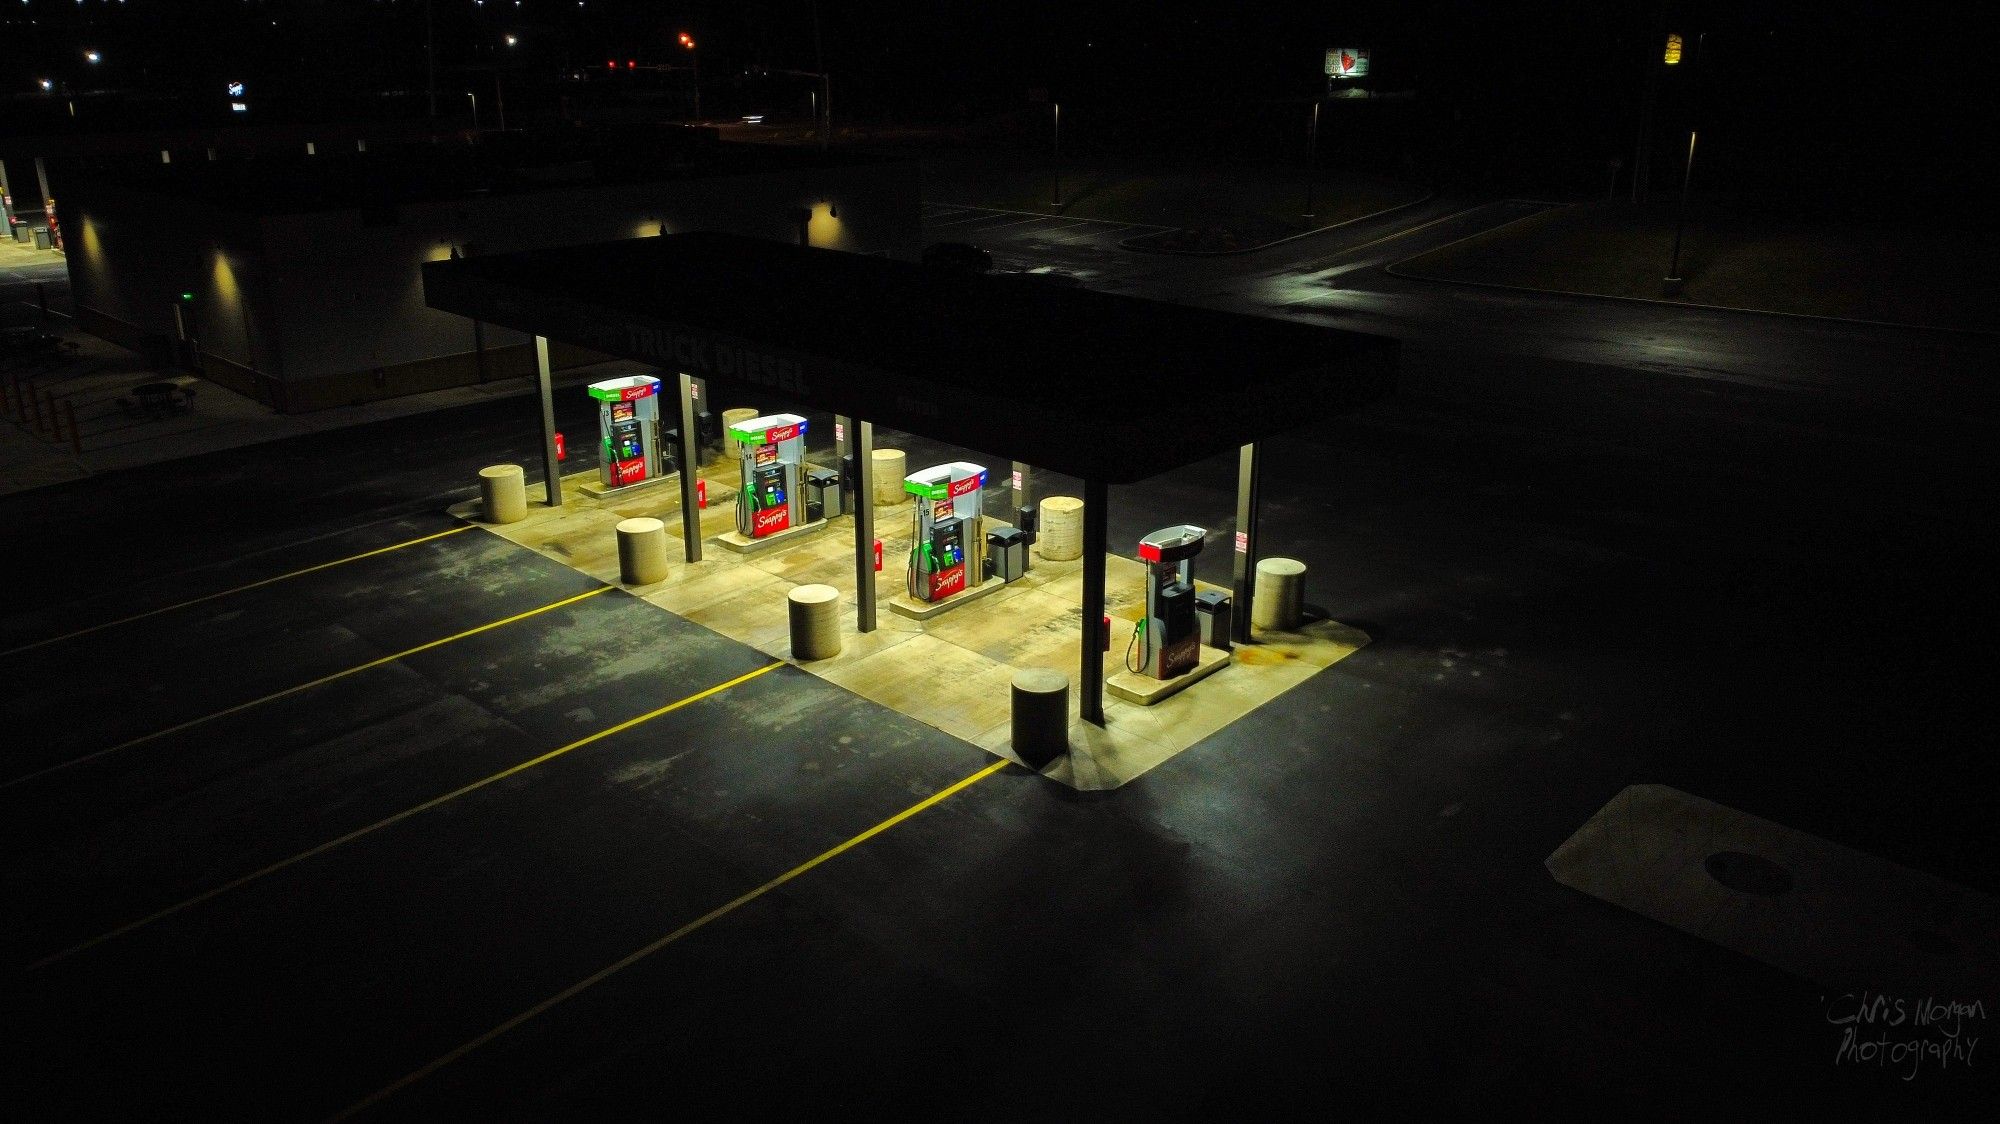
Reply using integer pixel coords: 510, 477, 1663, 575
852, 419, 877, 633
534, 336, 562, 508
1231, 441, 1262, 646
676, 372, 703, 563
1079, 476, 1108, 726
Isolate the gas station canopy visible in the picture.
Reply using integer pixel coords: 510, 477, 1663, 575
423, 232, 1396, 483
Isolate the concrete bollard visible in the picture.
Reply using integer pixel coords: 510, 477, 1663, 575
1011, 669, 1070, 768
479, 464, 528, 524
721, 407, 760, 434
787, 583, 843, 661
1036, 496, 1085, 561
616, 517, 671, 585
871, 448, 908, 506
1253, 557, 1308, 631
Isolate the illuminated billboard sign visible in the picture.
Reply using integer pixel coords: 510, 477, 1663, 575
1324, 48, 1370, 78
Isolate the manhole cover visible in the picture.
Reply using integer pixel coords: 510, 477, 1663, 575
1703, 851, 1793, 896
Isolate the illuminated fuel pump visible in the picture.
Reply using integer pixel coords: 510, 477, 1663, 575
728, 413, 809, 539
905, 462, 987, 602
589, 375, 666, 489
1128, 525, 1206, 679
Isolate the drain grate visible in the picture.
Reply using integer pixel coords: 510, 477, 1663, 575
1703, 851, 1794, 896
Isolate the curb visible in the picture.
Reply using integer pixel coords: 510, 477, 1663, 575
1383, 205, 2000, 340
1118, 190, 1439, 257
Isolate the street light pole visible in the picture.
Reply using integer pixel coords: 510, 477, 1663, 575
425, 0, 438, 122
1303, 99, 1321, 218
1663, 31, 1706, 294
1050, 102, 1062, 208
811, 1, 831, 151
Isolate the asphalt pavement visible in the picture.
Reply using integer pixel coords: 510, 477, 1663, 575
0, 185, 1993, 1116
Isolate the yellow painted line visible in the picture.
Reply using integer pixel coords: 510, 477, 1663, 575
0, 525, 476, 659
0, 586, 612, 792
29, 661, 783, 971
332, 757, 1011, 1120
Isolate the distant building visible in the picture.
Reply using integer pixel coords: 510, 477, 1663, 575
57, 127, 919, 411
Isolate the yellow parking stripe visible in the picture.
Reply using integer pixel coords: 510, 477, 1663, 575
0, 586, 612, 791
0, 525, 476, 659
331, 757, 1011, 1121
29, 661, 784, 971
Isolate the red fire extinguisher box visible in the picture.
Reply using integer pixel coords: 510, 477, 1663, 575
553, 432, 566, 461
873, 539, 883, 572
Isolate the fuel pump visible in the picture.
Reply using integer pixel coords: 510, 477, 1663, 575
588, 375, 664, 489
728, 413, 809, 538
904, 462, 987, 602
1127, 525, 1206, 679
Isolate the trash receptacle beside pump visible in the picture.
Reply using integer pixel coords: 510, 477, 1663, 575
806, 466, 842, 522
728, 413, 809, 539
905, 462, 987, 603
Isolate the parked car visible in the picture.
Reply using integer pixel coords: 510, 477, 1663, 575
996, 269, 1085, 289
0, 326, 64, 359
921, 241, 993, 272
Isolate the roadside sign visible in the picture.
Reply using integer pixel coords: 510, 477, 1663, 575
1324, 48, 1371, 78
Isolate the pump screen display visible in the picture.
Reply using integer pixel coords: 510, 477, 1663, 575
611, 402, 635, 423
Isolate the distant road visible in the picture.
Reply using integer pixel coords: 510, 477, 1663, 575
924, 198, 2000, 433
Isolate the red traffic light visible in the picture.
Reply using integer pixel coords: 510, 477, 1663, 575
626, 59, 636, 69
606, 60, 616, 70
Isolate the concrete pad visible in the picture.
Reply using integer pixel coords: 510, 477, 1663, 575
819, 633, 1018, 742
453, 483, 1369, 791
714, 519, 830, 554
1107, 645, 1233, 705
577, 471, 680, 500
885, 576, 1006, 620
1548, 784, 2000, 995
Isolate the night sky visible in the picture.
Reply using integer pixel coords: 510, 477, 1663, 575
3, 1, 1990, 216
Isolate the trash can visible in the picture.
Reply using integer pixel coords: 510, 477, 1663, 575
33, 227, 53, 250
1196, 590, 1232, 652
806, 467, 842, 522
986, 526, 1028, 584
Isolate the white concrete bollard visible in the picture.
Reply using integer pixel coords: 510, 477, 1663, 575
788, 584, 843, 660
479, 464, 527, 524
1036, 496, 1085, 562
616, 517, 671, 585
871, 448, 908, 506
1253, 557, 1308, 631
1011, 669, 1070, 768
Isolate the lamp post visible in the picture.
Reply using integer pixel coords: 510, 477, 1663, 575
679, 32, 701, 120
1050, 102, 1062, 208
425, 0, 437, 121
1303, 99, 1321, 219
1663, 31, 1706, 294
810, 1, 831, 151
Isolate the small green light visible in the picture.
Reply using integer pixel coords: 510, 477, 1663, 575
180, 291, 195, 301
